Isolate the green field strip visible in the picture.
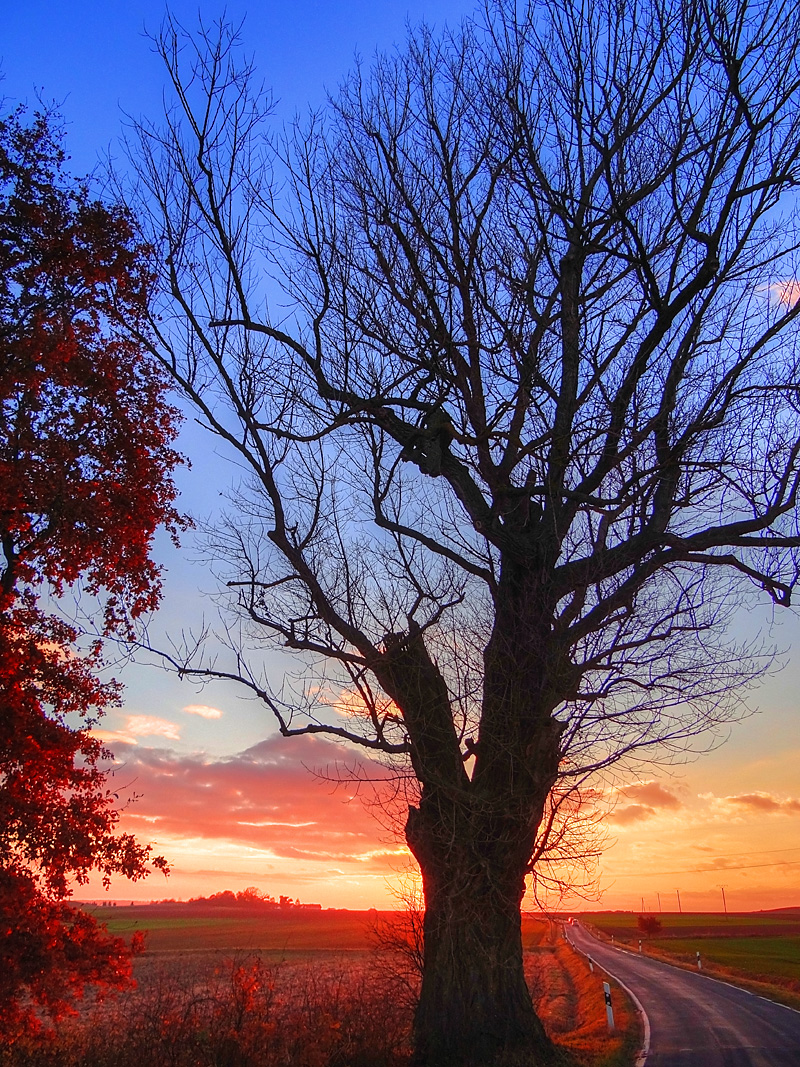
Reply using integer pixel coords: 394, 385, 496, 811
584, 911, 800, 930
651, 936, 800, 982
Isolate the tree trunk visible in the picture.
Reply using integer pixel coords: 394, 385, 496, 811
406, 804, 561, 1067
399, 558, 567, 1066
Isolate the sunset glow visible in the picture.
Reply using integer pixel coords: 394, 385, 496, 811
7, 0, 799, 919
86, 731, 414, 909
84, 700, 800, 913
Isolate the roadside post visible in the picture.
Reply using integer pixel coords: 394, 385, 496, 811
696, 951, 702, 971
603, 982, 615, 1032
588, 956, 594, 972
638, 939, 642, 953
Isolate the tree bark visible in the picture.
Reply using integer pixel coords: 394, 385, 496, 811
401, 556, 568, 1066
406, 802, 562, 1067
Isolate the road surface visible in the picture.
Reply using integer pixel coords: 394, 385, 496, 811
568, 922, 800, 1066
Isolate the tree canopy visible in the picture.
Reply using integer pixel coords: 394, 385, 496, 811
125, 0, 800, 1062
0, 107, 183, 1042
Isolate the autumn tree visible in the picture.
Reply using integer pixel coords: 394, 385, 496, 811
125, 0, 800, 1063
0, 108, 182, 1042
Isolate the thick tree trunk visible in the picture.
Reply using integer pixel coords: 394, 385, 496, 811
406, 804, 561, 1067
394, 560, 567, 1066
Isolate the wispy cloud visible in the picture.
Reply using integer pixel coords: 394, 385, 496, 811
772, 279, 800, 307
619, 780, 682, 809
125, 716, 181, 741
724, 791, 800, 815
183, 704, 224, 719
93, 728, 138, 746
610, 779, 683, 824
611, 803, 657, 825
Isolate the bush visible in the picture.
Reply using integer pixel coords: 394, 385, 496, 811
637, 915, 662, 938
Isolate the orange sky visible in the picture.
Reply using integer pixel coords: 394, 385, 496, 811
85, 658, 800, 913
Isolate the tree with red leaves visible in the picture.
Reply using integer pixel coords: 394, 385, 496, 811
0, 107, 183, 1043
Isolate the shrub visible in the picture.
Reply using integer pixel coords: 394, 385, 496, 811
637, 915, 663, 938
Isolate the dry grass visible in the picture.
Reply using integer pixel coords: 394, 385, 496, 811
1, 913, 641, 1067
527, 924, 641, 1067
2, 954, 413, 1067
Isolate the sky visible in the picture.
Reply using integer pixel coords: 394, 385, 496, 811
4, 0, 800, 913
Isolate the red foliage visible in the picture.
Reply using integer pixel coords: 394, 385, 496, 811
0, 869, 136, 1042
0, 107, 182, 627
0, 107, 183, 1044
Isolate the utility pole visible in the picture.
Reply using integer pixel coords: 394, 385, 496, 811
676, 888, 682, 913
642, 896, 645, 912
720, 885, 728, 916
657, 892, 662, 913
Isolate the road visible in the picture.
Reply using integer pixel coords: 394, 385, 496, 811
568, 922, 800, 1066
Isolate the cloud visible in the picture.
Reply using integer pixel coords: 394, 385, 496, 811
102, 733, 400, 866
125, 716, 181, 741
611, 804, 657, 825
92, 728, 138, 746
724, 792, 800, 815
183, 704, 224, 719
772, 279, 800, 307
309, 687, 399, 722
619, 780, 682, 810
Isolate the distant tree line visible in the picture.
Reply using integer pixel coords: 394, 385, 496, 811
151, 888, 322, 909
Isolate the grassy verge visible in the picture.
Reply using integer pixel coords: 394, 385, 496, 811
528, 923, 642, 1067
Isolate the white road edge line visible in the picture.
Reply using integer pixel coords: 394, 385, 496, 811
576, 925, 800, 1018
689, 972, 800, 1016
564, 926, 651, 1067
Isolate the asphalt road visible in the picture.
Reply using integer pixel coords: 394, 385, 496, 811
568, 922, 800, 1066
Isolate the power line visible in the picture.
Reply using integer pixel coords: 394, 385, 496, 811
688, 846, 800, 859
612, 858, 800, 877
608, 846, 800, 877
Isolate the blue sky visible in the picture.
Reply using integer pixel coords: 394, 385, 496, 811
4, 0, 800, 910
3, 0, 475, 757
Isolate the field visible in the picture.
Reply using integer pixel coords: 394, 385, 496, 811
83, 903, 384, 957
1, 904, 641, 1067
583, 908, 800, 1006
85, 903, 576, 956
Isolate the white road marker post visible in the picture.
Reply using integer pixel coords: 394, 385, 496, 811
638, 939, 642, 953
603, 981, 615, 1032
696, 951, 702, 971
588, 956, 594, 972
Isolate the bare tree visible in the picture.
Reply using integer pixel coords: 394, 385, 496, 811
123, 0, 800, 1062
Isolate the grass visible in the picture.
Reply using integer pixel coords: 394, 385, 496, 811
527, 925, 642, 1067
88, 905, 568, 957
2, 954, 415, 1067
583, 909, 800, 933
83, 905, 386, 956
645, 936, 800, 982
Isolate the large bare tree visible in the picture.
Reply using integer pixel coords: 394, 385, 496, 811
124, 0, 800, 1062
